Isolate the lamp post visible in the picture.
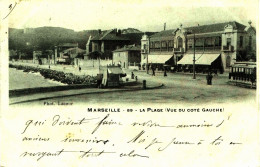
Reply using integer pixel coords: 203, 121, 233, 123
193, 33, 196, 79
146, 54, 148, 74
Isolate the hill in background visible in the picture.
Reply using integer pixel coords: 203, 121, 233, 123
8, 26, 158, 59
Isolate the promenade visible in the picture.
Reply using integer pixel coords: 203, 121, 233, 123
9, 62, 256, 106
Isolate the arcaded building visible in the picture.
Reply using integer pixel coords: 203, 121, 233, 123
141, 21, 256, 72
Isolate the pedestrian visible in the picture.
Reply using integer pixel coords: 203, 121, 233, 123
164, 68, 167, 77
97, 74, 103, 88
79, 66, 81, 72
131, 72, 135, 79
206, 72, 213, 85
152, 66, 155, 76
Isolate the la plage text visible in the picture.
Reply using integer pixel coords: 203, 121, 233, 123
86, 108, 224, 112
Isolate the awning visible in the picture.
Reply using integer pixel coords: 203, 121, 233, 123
177, 54, 201, 65
196, 54, 220, 65
178, 54, 220, 65
143, 55, 173, 64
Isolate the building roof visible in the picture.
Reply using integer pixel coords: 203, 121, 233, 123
149, 29, 176, 38
184, 21, 246, 34
91, 30, 157, 43
58, 43, 78, 47
91, 29, 130, 41
149, 21, 247, 39
113, 44, 141, 52
62, 47, 85, 53
245, 26, 256, 33
121, 33, 143, 44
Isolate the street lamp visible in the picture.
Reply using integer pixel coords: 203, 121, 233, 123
193, 33, 196, 79
146, 54, 148, 74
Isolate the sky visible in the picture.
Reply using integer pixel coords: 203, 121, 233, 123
4, 0, 259, 32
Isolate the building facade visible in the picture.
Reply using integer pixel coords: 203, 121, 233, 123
141, 21, 256, 72
141, 30, 175, 71
244, 21, 256, 61
86, 29, 130, 59
112, 44, 141, 69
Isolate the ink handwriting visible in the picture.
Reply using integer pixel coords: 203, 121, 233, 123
19, 114, 242, 161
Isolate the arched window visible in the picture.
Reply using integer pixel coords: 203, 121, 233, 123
195, 38, 204, 50
205, 37, 214, 48
177, 37, 183, 48
249, 36, 252, 51
214, 36, 222, 46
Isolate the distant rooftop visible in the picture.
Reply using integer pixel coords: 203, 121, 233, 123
150, 29, 176, 38
58, 43, 78, 47
113, 44, 141, 52
150, 21, 247, 38
184, 21, 246, 34
91, 29, 129, 41
62, 47, 85, 53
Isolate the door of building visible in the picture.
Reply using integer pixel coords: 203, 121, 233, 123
226, 55, 231, 67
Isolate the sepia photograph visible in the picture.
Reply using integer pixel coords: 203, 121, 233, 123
0, 0, 259, 166
5, 0, 257, 106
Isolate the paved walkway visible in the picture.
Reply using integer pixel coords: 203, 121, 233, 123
9, 82, 163, 105
9, 62, 255, 105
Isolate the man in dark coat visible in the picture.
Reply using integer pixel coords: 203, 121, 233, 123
164, 67, 167, 77
152, 65, 155, 76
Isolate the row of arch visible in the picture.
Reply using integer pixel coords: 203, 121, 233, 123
149, 36, 222, 51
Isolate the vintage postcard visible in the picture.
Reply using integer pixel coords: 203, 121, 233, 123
0, 0, 259, 166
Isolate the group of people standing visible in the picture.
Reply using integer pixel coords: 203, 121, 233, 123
150, 65, 167, 77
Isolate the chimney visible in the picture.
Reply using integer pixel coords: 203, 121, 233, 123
98, 29, 101, 35
117, 29, 121, 36
164, 23, 166, 31
114, 28, 117, 34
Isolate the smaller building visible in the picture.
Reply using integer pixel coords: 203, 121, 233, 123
32, 51, 42, 63
9, 50, 18, 61
112, 44, 141, 69
55, 43, 78, 64
33, 50, 54, 64
55, 43, 85, 64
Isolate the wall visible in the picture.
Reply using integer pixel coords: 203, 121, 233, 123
141, 34, 149, 67
92, 41, 100, 52
128, 51, 141, 66
246, 27, 256, 52
221, 52, 236, 70
113, 51, 128, 68
221, 24, 237, 71
174, 28, 186, 52
86, 36, 92, 55
236, 32, 247, 51
76, 59, 113, 67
